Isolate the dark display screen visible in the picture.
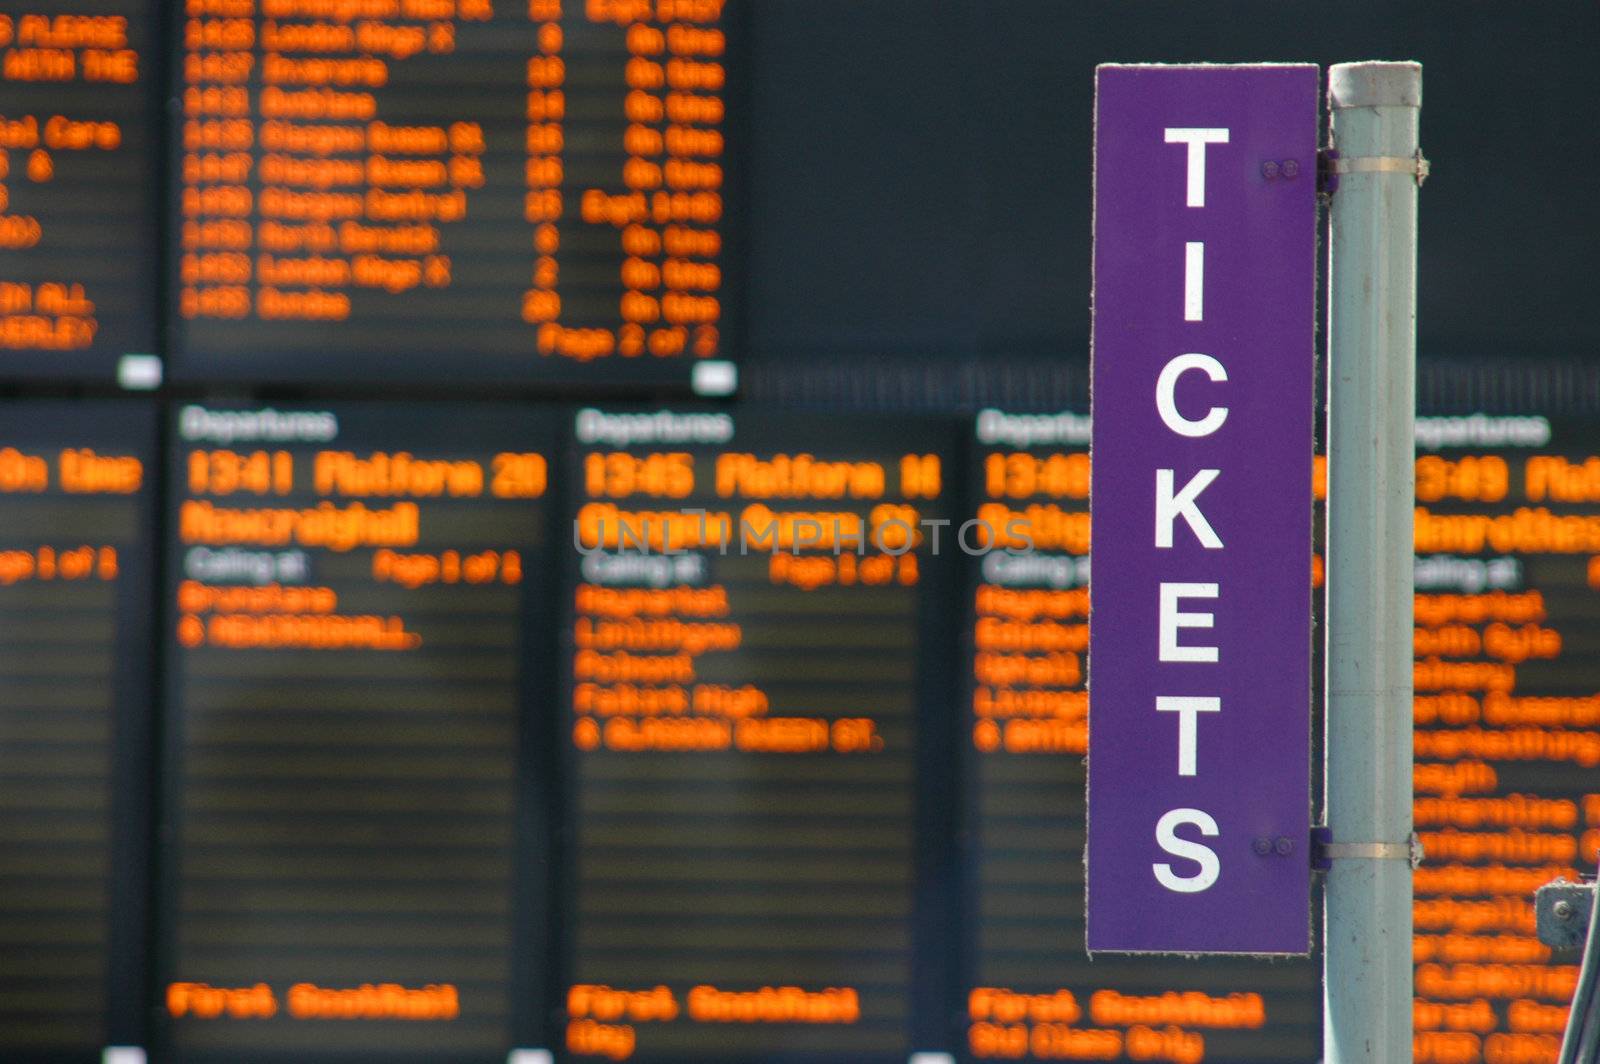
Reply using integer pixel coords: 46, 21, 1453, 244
0, 1, 158, 381
158, 402, 554, 1061
11, 397, 1600, 1064
561, 408, 953, 1061
962, 409, 1320, 1063
0, 401, 154, 1062
1409, 414, 1600, 1063
170, 0, 730, 387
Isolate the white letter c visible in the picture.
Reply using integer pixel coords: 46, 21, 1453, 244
1156, 353, 1229, 438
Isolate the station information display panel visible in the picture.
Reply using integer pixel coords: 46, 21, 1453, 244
172, 0, 730, 387
159, 402, 554, 1062
0, 402, 154, 1061
0, 2, 158, 381
1409, 414, 1600, 1064
963, 410, 1320, 1063
562, 408, 951, 1062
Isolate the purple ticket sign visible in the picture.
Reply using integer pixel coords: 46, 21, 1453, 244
1087, 65, 1318, 954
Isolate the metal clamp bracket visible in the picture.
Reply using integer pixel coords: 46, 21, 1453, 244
1318, 148, 1430, 195
1535, 878, 1595, 950
1310, 826, 1424, 872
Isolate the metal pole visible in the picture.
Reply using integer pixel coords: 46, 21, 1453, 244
1323, 61, 1421, 1064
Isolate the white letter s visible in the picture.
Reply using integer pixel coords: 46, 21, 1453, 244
1152, 807, 1220, 893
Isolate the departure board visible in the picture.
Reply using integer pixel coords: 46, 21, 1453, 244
1409, 413, 1600, 1064
562, 408, 952, 1062
159, 402, 554, 1062
171, 0, 731, 387
0, 1, 157, 380
963, 409, 1320, 1063
0, 402, 154, 1061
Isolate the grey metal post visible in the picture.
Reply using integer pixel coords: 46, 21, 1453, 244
1323, 61, 1422, 1064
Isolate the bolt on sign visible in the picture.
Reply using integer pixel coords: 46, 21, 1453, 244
1087, 64, 1318, 954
